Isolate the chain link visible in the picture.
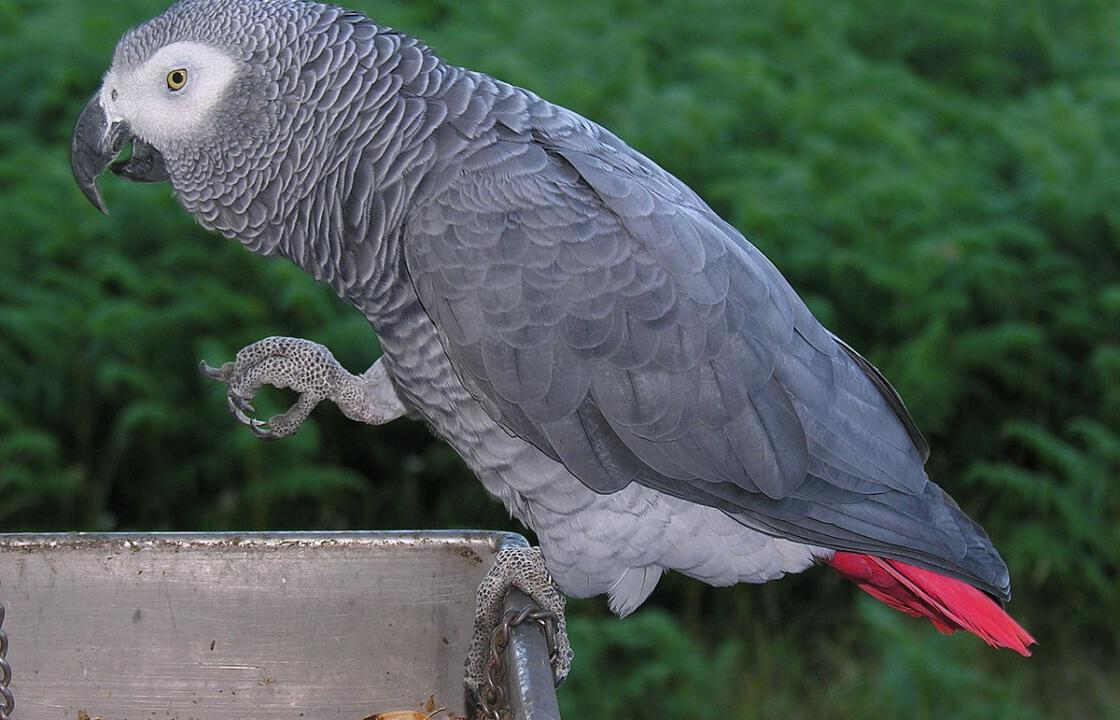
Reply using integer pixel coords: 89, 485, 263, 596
476, 606, 560, 720
0, 580, 13, 719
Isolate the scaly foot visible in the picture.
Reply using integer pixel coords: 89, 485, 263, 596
467, 546, 573, 698
200, 336, 407, 440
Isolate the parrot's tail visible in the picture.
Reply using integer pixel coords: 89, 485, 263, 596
828, 551, 1035, 656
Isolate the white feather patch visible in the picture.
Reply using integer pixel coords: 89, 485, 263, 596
101, 41, 238, 147
608, 565, 663, 617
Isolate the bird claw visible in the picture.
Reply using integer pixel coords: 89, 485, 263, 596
226, 393, 256, 423
467, 546, 572, 694
200, 336, 344, 441
210, 371, 280, 438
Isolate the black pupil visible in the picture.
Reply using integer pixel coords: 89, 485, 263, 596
171, 72, 184, 86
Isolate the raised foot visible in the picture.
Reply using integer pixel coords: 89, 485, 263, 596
200, 336, 407, 440
467, 546, 573, 705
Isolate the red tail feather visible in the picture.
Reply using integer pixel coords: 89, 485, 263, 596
829, 551, 1035, 656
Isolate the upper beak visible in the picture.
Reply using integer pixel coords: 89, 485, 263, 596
70, 92, 126, 214
70, 92, 169, 214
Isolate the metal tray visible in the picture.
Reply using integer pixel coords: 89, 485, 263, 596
0, 531, 560, 719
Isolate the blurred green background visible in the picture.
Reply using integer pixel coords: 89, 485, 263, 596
1, 0, 1118, 717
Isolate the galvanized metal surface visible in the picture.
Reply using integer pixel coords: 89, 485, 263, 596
0, 530, 559, 720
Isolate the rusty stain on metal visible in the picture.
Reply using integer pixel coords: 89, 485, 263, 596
457, 547, 484, 566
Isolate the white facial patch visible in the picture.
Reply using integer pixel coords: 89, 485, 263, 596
101, 41, 239, 148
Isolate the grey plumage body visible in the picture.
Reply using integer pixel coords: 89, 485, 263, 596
82, 0, 1012, 614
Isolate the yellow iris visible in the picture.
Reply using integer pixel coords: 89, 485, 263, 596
166, 68, 188, 91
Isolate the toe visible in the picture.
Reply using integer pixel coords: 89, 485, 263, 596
199, 360, 232, 381
249, 419, 281, 442
226, 394, 255, 425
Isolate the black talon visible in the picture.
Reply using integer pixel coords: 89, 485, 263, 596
250, 419, 278, 441
226, 395, 254, 425
198, 340, 324, 442
232, 394, 255, 416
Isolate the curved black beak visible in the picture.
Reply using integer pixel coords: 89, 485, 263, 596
70, 92, 125, 214
70, 92, 169, 214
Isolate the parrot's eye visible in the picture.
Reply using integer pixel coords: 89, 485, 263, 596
166, 69, 188, 91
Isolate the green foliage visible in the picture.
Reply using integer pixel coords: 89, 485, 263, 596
1, 0, 1118, 717
561, 602, 1050, 720
562, 610, 745, 717
967, 419, 1120, 637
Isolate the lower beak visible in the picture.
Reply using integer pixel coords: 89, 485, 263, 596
70, 92, 169, 214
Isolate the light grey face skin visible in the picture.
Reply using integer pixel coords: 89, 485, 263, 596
71, 39, 244, 210
72, 0, 302, 235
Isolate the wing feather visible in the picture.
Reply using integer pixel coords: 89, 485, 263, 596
403, 98, 1010, 598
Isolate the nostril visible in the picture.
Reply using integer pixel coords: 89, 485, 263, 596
111, 88, 118, 102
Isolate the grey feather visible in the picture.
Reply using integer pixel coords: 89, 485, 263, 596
96, 0, 1012, 602
403, 90, 1011, 598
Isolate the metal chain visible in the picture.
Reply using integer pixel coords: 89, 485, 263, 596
476, 606, 560, 720
0, 580, 13, 720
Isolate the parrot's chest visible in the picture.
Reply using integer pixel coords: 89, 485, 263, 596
371, 297, 565, 520
362, 285, 542, 503
362, 282, 821, 603
363, 287, 641, 586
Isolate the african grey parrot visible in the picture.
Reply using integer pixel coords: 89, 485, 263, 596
71, 0, 1034, 694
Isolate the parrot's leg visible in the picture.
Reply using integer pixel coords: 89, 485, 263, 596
467, 546, 573, 694
200, 336, 408, 440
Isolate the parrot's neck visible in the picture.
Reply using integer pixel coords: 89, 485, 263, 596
280, 63, 488, 315
179, 32, 474, 316
263, 65, 526, 333
184, 40, 532, 344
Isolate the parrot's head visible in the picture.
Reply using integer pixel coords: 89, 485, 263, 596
70, 0, 290, 215
70, 0, 387, 249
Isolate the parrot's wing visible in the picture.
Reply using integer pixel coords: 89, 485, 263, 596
404, 106, 1009, 599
